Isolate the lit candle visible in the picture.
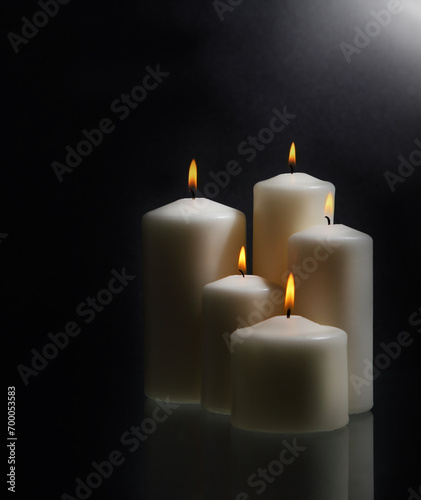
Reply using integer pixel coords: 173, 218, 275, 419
142, 160, 246, 403
253, 143, 335, 285
231, 274, 349, 433
201, 247, 283, 414
288, 194, 373, 414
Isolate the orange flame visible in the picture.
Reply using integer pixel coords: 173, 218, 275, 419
325, 192, 334, 221
188, 159, 197, 192
288, 142, 296, 167
285, 273, 295, 315
238, 246, 247, 275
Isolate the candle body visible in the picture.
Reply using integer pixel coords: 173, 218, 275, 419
202, 275, 283, 414
142, 198, 245, 403
231, 316, 349, 433
288, 224, 373, 413
253, 173, 334, 285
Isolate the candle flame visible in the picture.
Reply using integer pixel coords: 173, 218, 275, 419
238, 246, 247, 275
325, 192, 334, 220
188, 159, 197, 192
288, 142, 296, 167
285, 273, 295, 314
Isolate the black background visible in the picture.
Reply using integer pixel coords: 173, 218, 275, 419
2, 0, 420, 499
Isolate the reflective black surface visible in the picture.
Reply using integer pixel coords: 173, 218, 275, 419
4, 0, 420, 499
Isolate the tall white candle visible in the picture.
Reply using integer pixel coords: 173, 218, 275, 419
231, 275, 349, 433
253, 143, 335, 285
142, 160, 246, 403
202, 247, 283, 414
288, 199, 373, 414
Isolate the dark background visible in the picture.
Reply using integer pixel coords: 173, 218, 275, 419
2, 0, 420, 499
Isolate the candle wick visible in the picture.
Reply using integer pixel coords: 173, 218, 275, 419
286, 308, 291, 318
239, 269, 245, 278
289, 164, 294, 174
325, 216, 331, 225
189, 189, 196, 200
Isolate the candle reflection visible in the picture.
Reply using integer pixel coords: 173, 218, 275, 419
144, 400, 203, 499
231, 425, 349, 500
348, 411, 374, 500
144, 400, 373, 500
201, 411, 232, 500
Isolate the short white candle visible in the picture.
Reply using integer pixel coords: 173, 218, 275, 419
142, 160, 246, 403
202, 247, 283, 414
231, 275, 349, 433
288, 195, 373, 413
253, 143, 335, 285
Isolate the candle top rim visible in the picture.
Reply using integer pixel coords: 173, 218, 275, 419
142, 198, 245, 220
232, 315, 347, 341
204, 274, 283, 292
288, 223, 372, 241
255, 172, 334, 189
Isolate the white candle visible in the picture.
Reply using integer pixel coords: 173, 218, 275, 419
253, 143, 335, 285
142, 160, 246, 403
202, 247, 283, 414
288, 201, 373, 414
231, 275, 349, 433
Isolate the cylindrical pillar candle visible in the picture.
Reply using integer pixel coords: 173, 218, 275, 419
288, 221, 373, 414
202, 247, 283, 414
142, 160, 246, 403
253, 143, 335, 285
231, 275, 349, 433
